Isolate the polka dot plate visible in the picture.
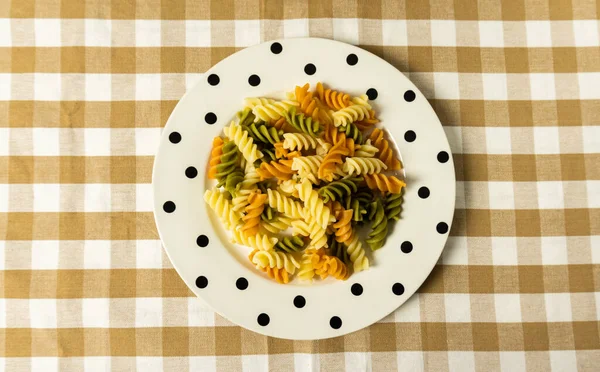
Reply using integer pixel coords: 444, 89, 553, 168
152, 38, 455, 340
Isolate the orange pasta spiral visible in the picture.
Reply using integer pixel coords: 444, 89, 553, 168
248, 250, 290, 284
364, 174, 406, 194
318, 139, 350, 181
369, 128, 402, 170
272, 117, 289, 131
257, 159, 295, 181
333, 209, 354, 244
322, 123, 356, 156
316, 82, 350, 110
241, 191, 267, 237
314, 255, 350, 280
208, 137, 224, 179
355, 110, 379, 130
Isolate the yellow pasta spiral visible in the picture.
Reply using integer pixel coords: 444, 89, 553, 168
232, 229, 277, 250
208, 137, 224, 179
354, 139, 379, 158
250, 249, 300, 274
291, 220, 328, 249
260, 215, 294, 234
344, 233, 369, 272
342, 157, 387, 175
250, 99, 298, 122
364, 174, 406, 194
333, 209, 354, 244
223, 121, 264, 163
256, 159, 295, 181
203, 189, 242, 230
316, 82, 350, 110
333, 103, 370, 127
267, 189, 305, 219
297, 248, 325, 281
369, 128, 402, 170
295, 179, 334, 229
240, 191, 267, 237
355, 109, 379, 130
283, 133, 319, 151
291, 155, 323, 184
318, 139, 350, 182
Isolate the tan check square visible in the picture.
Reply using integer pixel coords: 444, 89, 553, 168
1, 0, 599, 371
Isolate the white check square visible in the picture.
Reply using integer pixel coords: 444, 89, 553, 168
135, 128, 161, 156
136, 74, 161, 100
533, 127, 560, 154
33, 184, 60, 212
31, 241, 60, 270
33, 128, 60, 156
492, 237, 518, 265
185, 21, 211, 47
0, 298, 5, 327
549, 351, 577, 372
84, 357, 112, 372
545, 293, 572, 321
430, 20, 456, 47
0, 19, 10, 47
83, 240, 111, 269
283, 19, 309, 38
582, 126, 600, 154
479, 21, 504, 47
529, 74, 556, 100
136, 357, 162, 371
482, 74, 508, 100
83, 298, 110, 327
578, 72, 600, 99
444, 126, 463, 154
526, 21, 552, 47
541, 237, 568, 265
494, 294, 522, 322
34, 74, 61, 100
85, 184, 111, 212
136, 298, 163, 327
136, 240, 163, 268
188, 297, 215, 327
397, 352, 424, 372
136, 184, 155, 213
444, 294, 471, 322
448, 352, 474, 372
31, 358, 58, 372
35, 19, 61, 47
84, 128, 111, 156
190, 357, 217, 372
85, 19, 112, 47
433, 73, 459, 99
0, 74, 9, 100
333, 18, 360, 45
85, 74, 112, 101
485, 127, 511, 154
29, 299, 57, 328
499, 352, 525, 372
587, 181, 600, 208
0, 184, 6, 213
488, 181, 515, 209
441, 237, 468, 265
234, 20, 260, 47
572, 20, 600, 47
242, 355, 268, 372
537, 181, 565, 209
135, 20, 161, 47
394, 293, 421, 322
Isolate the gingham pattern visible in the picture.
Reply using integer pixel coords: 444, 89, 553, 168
1, 0, 599, 371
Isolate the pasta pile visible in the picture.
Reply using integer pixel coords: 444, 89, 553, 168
204, 82, 406, 284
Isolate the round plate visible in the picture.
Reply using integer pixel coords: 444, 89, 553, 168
153, 38, 455, 340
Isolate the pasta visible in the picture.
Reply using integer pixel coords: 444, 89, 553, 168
205, 82, 406, 284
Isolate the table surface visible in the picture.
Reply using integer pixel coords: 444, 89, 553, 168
1, 0, 599, 371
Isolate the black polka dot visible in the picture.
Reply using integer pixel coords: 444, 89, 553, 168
401, 241, 413, 253
351, 284, 363, 296
185, 166, 198, 179
366, 88, 378, 100
207, 74, 220, 86
304, 63, 316, 75
257, 313, 270, 326
195, 276, 208, 289
236, 277, 248, 290
270, 42, 282, 54
248, 74, 261, 87
293, 295, 306, 308
404, 130, 416, 142
392, 283, 405, 296
346, 53, 358, 66
404, 90, 416, 102
418, 187, 430, 199
330, 316, 342, 329
169, 132, 181, 144
205, 112, 217, 125
163, 201, 176, 213
436, 222, 449, 234
437, 151, 449, 163
196, 235, 209, 247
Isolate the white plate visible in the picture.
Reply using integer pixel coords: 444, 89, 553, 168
153, 38, 455, 340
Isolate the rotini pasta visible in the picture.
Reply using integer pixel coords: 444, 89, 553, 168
205, 82, 406, 284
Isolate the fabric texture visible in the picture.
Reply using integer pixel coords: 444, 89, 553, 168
1, 0, 599, 371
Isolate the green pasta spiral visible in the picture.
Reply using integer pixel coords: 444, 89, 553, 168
243, 121, 283, 145
261, 205, 276, 221
317, 177, 362, 203
275, 236, 305, 253
338, 122, 362, 144
259, 147, 277, 163
215, 141, 241, 179
216, 168, 244, 194
328, 235, 351, 267
366, 198, 388, 251
385, 192, 403, 221
344, 189, 371, 222
237, 108, 256, 127
285, 107, 321, 137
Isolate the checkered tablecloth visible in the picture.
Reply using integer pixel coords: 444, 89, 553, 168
1, 0, 599, 371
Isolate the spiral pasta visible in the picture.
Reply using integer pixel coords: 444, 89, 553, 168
343, 157, 387, 176
208, 137, 224, 179
232, 229, 278, 251
295, 179, 334, 229
204, 189, 242, 230
223, 121, 263, 163
369, 128, 402, 170
364, 174, 406, 194
267, 189, 305, 219
316, 82, 350, 110
205, 81, 407, 284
